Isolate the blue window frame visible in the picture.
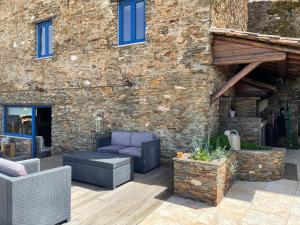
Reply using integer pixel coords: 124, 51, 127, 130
2, 106, 37, 157
36, 20, 53, 59
119, 0, 146, 45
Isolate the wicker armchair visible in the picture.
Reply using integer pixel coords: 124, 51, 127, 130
0, 159, 71, 225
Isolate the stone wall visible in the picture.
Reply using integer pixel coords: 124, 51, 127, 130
248, 0, 300, 37
0, 0, 248, 161
235, 148, 286, 181
173, 152, 236, 206
211, 0, 248, 31
235, 97, 258, 117
220, 117, 262, 144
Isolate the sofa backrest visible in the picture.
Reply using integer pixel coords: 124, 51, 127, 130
111, 131, 155, 147
111, 131, 131, 146
130, 132, 154, 147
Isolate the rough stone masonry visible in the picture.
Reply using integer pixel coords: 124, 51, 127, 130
0, 0, 247, 161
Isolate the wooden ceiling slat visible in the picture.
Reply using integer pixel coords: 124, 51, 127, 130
214, 52, 286, 66
214, 35, 300, 55
213, 40, 255, 52
214, 46, 276, 57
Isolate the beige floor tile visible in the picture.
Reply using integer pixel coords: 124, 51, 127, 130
287, 217, 300, 225
241, 209, 287, 225
215, 200, 249, 223
251, 199, 290, 219
264, 181, 297, 195
231, 180, 267, 191
154, 197, 216, 225
222, 195, 253, 208
227, 181, 263, 194
139, 214, 189, 225
290, 204, 300, 217
294, 195, 300, 206
266, 179, 298, 187
167, 196, 202, 208
224, 189, 258, 204
255, 190, 294, 206
210, 213, 242, 225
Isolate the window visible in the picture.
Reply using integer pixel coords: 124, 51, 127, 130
119, 0, 145, 45
4, 107, 33, 137
36, 20, 53, 58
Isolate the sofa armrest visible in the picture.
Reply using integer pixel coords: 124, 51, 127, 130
18, 158, 40, 174
141, 138, 161, 160
96, 135, 111, 150
8, 166, 72, 224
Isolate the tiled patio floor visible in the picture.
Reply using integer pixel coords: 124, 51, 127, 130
140, 179, 300, 225
285, 149, 300, 181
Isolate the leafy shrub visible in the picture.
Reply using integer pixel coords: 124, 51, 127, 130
191, 137, 229, 162
210, 134, 271, 150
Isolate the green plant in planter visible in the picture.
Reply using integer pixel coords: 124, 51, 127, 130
210, 134, 271, 150
191, 137, 228, 162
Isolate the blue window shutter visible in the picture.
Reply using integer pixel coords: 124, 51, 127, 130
36, 20, 53, 59
119, 0, 145, 45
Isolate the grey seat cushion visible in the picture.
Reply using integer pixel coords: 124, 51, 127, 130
130, 132, 154, 147
119, 147, 142, 157
0, 158, 27, 177
97, 145, 126, 154
63, 152, 131, 169
111, 131, 131, 146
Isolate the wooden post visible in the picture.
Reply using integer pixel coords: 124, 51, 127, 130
211, 62, 262, 104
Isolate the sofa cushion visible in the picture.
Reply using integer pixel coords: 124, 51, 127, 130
0, 158, 27, 177
111, 131, 131, 146
97, 145, 126, 154
130, 132, 154, 147
119, 147, 142, 157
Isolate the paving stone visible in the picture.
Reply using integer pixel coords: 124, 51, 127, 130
241, 209, 287, 225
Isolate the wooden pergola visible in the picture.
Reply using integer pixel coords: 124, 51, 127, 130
210, 28, 300, 104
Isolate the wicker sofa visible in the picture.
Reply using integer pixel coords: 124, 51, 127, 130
0, 158, 71, 225
96, 131, 160, 173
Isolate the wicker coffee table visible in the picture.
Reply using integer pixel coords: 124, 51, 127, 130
63, 152, 133, 189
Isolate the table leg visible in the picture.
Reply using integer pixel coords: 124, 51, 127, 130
10, 143, 16, 158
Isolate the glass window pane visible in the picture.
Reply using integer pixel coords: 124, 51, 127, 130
6, 107, 32, 136
136, 1, 145, 40
49, 24, 53, 55
123, 5, 131, 42
41, 26, 46, 56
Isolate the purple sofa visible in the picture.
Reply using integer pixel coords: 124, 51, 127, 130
96, 131, 160, 173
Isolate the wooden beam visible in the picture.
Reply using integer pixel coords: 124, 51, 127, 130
211, 62, 262, 104
242, 78, 277, 92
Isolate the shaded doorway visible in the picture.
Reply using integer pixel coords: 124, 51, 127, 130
36, 107, 52, 147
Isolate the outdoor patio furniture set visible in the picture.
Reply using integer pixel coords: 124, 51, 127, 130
0, 131, 160, 225
63, 131, 160, 189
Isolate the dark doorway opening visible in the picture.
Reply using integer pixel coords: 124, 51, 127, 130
36, 107, 52, 147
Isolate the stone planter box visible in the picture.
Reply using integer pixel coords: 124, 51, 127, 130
235, 148, 286, 181
173, 152, 236, 206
